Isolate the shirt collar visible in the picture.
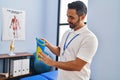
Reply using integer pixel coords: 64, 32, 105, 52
71, 25, 88, 34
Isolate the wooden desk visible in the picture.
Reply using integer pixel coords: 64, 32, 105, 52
0, 52, 33, 79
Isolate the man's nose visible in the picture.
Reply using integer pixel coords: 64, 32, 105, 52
67, 18, 71, 23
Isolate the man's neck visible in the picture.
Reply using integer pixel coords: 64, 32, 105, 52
74, 23, 85, 31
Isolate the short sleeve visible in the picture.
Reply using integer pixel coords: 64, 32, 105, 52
77, 36, 98, 63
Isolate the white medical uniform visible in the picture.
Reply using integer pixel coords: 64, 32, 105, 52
58, 25, 98, 80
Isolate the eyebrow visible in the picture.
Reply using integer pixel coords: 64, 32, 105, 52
67, 15, 74, 19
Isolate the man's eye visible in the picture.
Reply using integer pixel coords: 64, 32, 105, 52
69, 16, 74, 19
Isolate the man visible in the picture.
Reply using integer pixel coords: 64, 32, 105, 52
39, 1, 98, 80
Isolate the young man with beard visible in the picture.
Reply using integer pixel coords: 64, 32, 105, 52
39, 1, 98, 80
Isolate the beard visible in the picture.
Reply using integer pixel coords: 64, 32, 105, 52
69, 18, 80, 29
69, 22, 76, 29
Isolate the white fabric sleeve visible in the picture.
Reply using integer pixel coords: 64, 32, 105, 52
77, 36, 98, 63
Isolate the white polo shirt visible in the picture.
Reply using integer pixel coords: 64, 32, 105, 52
58, 25, 98, 80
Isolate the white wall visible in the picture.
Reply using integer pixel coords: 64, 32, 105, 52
0, 0, 58, 72
0, 0, 58, 53
88, 0, 120, 80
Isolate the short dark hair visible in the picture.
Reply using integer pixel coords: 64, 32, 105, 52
68, 1, 87, 16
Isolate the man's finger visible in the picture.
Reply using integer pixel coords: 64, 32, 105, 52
40, 52, 47, 58
38, 54, 43, 59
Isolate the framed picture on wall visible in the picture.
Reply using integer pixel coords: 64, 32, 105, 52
2, 8, 26, 40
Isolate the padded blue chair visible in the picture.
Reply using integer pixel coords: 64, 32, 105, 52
20, 75, 48, 80
41, 70, 58, 80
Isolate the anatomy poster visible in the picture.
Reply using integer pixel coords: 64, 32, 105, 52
2, 8, 25, 40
